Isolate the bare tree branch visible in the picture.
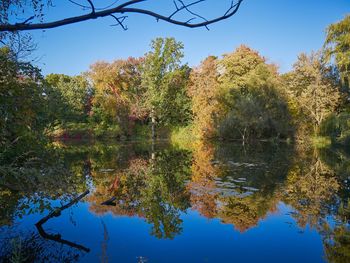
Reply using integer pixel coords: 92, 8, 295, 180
0, 0, 243, 32
169, 0, 205, 19
177, 0, 209, 30
110, 14, 128, 30
86, 0, 95, 13
68, 0, 91, 9
22, 16, 35, 25
68, 0, 121, 11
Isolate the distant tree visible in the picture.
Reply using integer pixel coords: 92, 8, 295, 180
219, 94, 266, 143
324, 15, 350, 90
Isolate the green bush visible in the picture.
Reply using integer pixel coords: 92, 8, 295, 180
93, 123, 122, 138
170, 126, 196, 149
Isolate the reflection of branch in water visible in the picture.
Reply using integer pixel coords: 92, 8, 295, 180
101, 196, 116, 206
35, 190, 91, 252
100, 220, 109, 263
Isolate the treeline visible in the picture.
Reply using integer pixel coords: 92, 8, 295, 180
1, 15, 349, 148
46, 38, 192, 139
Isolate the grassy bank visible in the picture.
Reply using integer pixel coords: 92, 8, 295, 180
48, 122, 123, 140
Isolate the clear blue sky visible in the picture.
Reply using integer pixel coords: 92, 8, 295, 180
30, 0, 350, 76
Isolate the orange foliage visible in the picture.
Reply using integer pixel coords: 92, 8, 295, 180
188, 56, 220, 138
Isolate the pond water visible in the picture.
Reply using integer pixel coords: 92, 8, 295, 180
1, 140, 350, 262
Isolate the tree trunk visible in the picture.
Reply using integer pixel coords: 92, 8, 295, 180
242, 127, 247, 146
151, 107, 156, 140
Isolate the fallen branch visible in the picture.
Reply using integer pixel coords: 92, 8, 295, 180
35, 190, 90, 252
101, 196, 117, 206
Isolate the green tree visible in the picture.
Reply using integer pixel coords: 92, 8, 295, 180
0, 47, 50, 158
45, 73, 91, 124
142, 37, 192, 130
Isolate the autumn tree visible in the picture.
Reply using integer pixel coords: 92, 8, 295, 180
188, 56, 220, 138
217, 45, 292, 141
284, 52, 340, 135
88, 57, 144, 134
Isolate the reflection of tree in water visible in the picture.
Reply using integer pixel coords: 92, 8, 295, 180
0, 230, 84, 263
189, 142, 291, 232
319, 147, 350, 201
323, 222, 350, 263
88, 146, 192, 239
188, 141, 220, 219
218, 192, 280, 232
282, 147, 350, 262
0, 143, 96, 261
320, 148, 350, 263
283, 154, 340, 228
1, 189, 91, 261
0, 146, 88, 227
321, 150, 350, 263
88, 158, 149, 217
3, 139, 350, 260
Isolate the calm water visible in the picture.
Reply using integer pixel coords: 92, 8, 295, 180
1, 140, 350, 262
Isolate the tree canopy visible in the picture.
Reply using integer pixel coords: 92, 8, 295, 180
325, 14, 350, 89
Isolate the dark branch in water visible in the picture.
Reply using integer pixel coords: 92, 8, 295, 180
101, 196, 117, 206
35, 190, 91, 252
0, 0, 243, 32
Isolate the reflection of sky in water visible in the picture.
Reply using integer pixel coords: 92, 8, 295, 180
0, 141, 348, 262
1, 201, 325, 262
